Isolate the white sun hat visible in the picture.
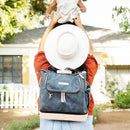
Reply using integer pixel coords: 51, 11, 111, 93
44, 24, 89, 70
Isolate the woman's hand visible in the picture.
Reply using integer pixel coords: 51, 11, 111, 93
48, 12, 61, 30
43, 13, 50, 21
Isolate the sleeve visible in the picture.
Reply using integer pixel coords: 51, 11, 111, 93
84, 54, 98, 85
34, 51, 51, 83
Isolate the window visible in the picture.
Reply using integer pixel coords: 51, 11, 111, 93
0, 56, 22, 84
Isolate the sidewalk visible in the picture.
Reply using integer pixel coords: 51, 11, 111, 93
94, 110, 130, 130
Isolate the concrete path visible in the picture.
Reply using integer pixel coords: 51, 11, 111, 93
94, 110, 130, 130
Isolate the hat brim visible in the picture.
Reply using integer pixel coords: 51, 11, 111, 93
44, 24, 89, 70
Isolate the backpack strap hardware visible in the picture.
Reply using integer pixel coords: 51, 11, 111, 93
61, 92, 66, 103
57, 70, 72, 74
79, 73, 85, 79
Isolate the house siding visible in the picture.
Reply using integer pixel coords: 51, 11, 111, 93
23, 55, 29, 84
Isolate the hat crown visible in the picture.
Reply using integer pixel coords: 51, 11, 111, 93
44, 24, 89, 70
57, 32, 78, 59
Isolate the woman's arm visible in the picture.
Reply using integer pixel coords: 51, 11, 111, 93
78, 0, 86, 12
39, 12, 61, 52
43, 0, 57, 20
74, 15, 98, 85
73, 14, 93, 55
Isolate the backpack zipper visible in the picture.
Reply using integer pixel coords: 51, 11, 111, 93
49, 93, 53, 99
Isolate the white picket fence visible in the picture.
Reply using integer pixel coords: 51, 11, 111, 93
0, 87, 39, 109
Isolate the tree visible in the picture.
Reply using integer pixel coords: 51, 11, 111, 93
30, 0, 48, 14
0, 0, 38, 42
112, 6, 130, 33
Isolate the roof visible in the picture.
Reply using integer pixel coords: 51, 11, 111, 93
1, 27, 46, 45
84, 26, 130, 47
1, 25, 130, 47
1, 25, 130, 65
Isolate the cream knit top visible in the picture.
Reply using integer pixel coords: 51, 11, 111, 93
56, 0, 79, 23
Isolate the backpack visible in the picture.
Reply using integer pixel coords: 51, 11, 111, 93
39, 69, 90, 121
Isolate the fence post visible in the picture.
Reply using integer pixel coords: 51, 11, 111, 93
19, 88, 23, 108
32, 88, 36, 109
14, 88, 18, 108
36, 87, 39, 108
5, 91, 9, 109
10, 89, 14, 109
24, 88, 28, 108
1, 91, 4, 109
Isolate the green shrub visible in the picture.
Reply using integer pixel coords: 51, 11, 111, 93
111, 82, 130, 109
100, 78, 118, 99
101, 79, 130, 109
3, 115, 40, 130
93, 106, 100, 124
0, 85, 9, 104
30, 0, 48, 15
112, 90, 130, 109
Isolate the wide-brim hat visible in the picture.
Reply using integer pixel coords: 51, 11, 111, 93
44, 24, 89, 70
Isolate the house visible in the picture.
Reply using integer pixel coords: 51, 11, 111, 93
85, 26, 130, 103
0, 27, 46, 108
0, 25, 130, 108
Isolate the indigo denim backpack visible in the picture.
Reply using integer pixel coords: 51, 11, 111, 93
39, 69, 90, 121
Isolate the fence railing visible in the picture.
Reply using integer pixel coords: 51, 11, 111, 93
0, 87, 39, 109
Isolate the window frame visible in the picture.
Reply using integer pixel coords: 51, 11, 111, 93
0, 55, 23, 84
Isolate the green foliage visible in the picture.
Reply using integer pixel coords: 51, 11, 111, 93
2, 85, 8, 90
30, 0, 48, 14
0, 85, 9, 103
101, 78, 118, 99
112, 6, 130, 33
93, 105, 100, 124
0, 42, 3, 46
2, 85, 8, 101
0, 0, 38, 41
3, 115, 40, 130
101, 79, 130, 109
112, 82, 130, 109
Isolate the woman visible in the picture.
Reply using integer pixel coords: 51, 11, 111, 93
34, 12, 98, 130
